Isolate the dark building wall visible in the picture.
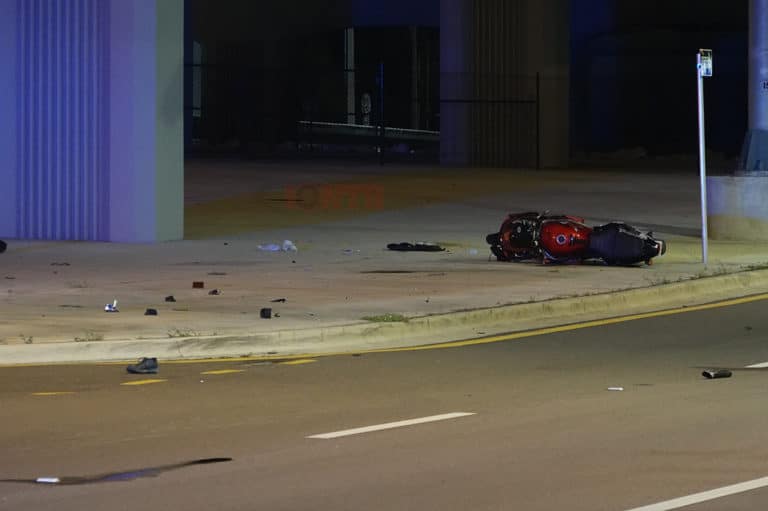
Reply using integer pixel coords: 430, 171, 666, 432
571, 0, 747, 157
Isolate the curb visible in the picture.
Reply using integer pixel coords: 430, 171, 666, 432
3, 268, 768, 365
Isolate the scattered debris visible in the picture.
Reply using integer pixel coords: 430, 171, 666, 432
58, 304, 84, 308
702, 369, 732, 379
165, 295, 176, 302
104, 300, 119, 313
271, 298, 287, 303
5, 276, 15, 280
192, 281, 205, 289
606, 386, 624, 391
50, 262, 70, 266
745, 325, 753, 331
126, 357, 158, 374
387, 242, 445, 252
260, 308, 272, 319
208, 289, 221, 296
207, 272, 227, 276
144, 308, 158, 316
258, 240, 298, 252
35, 477, 60, 484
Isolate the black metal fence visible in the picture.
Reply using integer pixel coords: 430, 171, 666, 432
185, 61, 441, 162
440, 72, 541, 168
185, 61, 548, 167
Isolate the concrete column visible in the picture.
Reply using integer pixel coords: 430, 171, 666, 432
439, 0, 569, 168
709, 0, 768, 240
439, 0, 471, 165
522, 0, 570, 168
0, 0, 183, 243
739, 0, 768, 172
0, 0, 17, 236
108, 0, 184, 242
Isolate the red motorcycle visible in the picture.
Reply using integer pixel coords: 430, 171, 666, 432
486, 211, 666, 265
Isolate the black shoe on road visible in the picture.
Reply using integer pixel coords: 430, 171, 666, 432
126, 357, 159, 374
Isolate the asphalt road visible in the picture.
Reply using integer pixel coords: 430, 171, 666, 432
1, 299, 768, 511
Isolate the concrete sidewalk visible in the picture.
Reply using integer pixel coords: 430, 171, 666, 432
2, 161, 767, 365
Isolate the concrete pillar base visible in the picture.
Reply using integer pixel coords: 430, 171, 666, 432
708, 175, 768, 240
738, 129, 768, 173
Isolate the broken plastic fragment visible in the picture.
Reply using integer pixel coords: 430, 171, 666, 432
35, 477, 60, 484
702, 369, 732, 379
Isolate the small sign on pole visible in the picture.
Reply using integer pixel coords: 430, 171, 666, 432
699, 49, 713, 77
697, 49, 712, 265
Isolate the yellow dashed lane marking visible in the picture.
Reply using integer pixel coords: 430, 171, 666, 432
120, 379, 167, 386
32, 392, 75, 396
10, 292, 768, 371
279, 359, 317, 365
200, 369, 245, 375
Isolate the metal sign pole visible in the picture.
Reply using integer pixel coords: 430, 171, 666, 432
697, 50, 711, 266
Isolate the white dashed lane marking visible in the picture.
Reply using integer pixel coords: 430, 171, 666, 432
624, 475, 768, 511
306, 412, 476, 439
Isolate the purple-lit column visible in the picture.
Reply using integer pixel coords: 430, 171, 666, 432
0, 0, 183, 243
708, 0, 768, 240
108, 0, 184, 242
0, 0, 16, 236
739, 0, 768, 173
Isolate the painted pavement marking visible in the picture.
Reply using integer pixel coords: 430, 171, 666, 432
624, 475, 768, 511
200, 369, 245, 375
120, 379, 167, 386
31, 391, 75, 396
307, 412, 476, 439
279, 359, 317, 366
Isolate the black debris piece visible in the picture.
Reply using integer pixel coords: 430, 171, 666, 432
702, 369, 732, 379
165, 295, 176, 302
271, 298, 287, 303
192, 281, 205, 289
387, 242, 445, 252
208, 289, 221, 296
126, 357, 158, 374
144, 308, 158, 316
50, 262, 71, 266
260, 308, 272, 319
0, 240, 6, 253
